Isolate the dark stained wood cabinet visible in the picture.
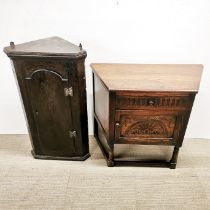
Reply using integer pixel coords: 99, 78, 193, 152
91, 64, 203, 168
4, 37, 89, 160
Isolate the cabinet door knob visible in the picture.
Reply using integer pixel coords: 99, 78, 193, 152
115, 122, 120, 128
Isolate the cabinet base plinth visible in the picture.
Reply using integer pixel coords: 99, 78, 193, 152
31, 150, 90, 161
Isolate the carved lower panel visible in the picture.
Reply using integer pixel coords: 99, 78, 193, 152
116, 95, 190, 109
125, 119, 167, 136
119, 115, 176, 138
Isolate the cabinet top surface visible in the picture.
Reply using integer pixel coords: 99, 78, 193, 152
91, 63, 203, 92
3, 36, 86, 58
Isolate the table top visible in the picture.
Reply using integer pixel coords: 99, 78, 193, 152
91, 63, 203, 92
3, 36, 86, 58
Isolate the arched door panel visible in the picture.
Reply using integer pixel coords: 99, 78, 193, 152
26, 69, 77, 156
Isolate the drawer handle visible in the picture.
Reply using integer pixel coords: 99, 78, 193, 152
148, 100, 155, 105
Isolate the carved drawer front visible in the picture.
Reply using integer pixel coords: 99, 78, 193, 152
116, 94, 193, 110
115, 110, 182, 145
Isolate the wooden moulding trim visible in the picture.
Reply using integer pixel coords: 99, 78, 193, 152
115, 137, 174, 145
4, 53, 87, 60
113, 159, 170, 168
115, 91, 197, 96
31, 150, 90, 161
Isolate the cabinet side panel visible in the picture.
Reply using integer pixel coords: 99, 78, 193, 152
94, 74, 109, 137
76, 59, 89, 155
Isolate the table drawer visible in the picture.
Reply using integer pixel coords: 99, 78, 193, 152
116, 94, 194, 110
115, 110, 183, 145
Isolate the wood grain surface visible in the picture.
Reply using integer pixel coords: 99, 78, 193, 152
91, 63, 203, 92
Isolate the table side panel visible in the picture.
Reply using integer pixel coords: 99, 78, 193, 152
94, 74, 110, 138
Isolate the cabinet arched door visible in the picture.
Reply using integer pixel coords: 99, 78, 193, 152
26, 69, 77, 157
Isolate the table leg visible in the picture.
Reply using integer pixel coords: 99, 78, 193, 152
107, 146, 114, 167
169, 146, 180, 169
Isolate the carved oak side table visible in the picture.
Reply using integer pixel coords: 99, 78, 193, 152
4, 37, 89, 160
91, 64, 203, 168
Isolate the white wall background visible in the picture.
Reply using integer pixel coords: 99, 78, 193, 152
0, 0, 210, 138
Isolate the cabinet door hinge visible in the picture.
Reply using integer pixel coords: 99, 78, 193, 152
64, 87, 73, 97
69, 130, 77, 138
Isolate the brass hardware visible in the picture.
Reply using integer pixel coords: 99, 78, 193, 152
115, 122, 120, 139
64, 87, 73, 97
69, 130, 77, 138
115, 122, 120, 127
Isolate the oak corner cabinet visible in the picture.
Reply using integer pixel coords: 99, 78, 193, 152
4, 36, 90, 160
91, 63, 203, 168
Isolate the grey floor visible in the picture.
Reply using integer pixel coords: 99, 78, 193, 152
0, 135, 210, 210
